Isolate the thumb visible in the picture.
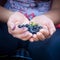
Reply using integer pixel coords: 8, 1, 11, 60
10, 23, 16, 30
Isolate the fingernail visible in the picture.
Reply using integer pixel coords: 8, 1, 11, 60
30, 38, 34, 42
30, 40, 34, 42
12, 26, 16, 30
10, 24, 16, 30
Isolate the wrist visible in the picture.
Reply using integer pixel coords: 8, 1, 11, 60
0, 6, 14, 23
44, 10, 60, 25
40, 15, 55, 25
6, 11, 14, 23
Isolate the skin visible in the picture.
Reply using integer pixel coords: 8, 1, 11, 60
30, 0, 60, 42
7, 12, 32, 41
0, 6, 32, 41
0, 0, 60, 42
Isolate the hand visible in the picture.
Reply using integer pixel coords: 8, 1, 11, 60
7, 12, 32, 41
29, 15, 56, 42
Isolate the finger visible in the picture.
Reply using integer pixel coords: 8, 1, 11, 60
37, 32, 45, 41
47, 21, 56, 35
39, 29, 50, 38
29, 38, 34, 42
10, 27, 28, 34
21, 33, 32, 40
42, 25, 48, 30
8, 22, 16, 30
13, 31, 32, 41
32, 34, 39, 41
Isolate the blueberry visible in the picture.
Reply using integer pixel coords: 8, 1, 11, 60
18, 25, 23, 28
18, 24, 43, 34
18, 24, 26, 28
38, 26, 43, 29
28, 26, 36, 34
25, 24, 29, 27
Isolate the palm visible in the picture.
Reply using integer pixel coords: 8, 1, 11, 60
29, 15, 56, 42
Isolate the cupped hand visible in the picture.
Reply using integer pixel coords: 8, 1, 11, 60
29, 15, 56, 42
7, 12, 32, 41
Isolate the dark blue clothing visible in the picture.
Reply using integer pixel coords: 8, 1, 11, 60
0, 22, 60, 60
0, 23, 28, 56
28, 28, 60, 60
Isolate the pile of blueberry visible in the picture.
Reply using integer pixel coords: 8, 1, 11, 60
18, 22, 43, 34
